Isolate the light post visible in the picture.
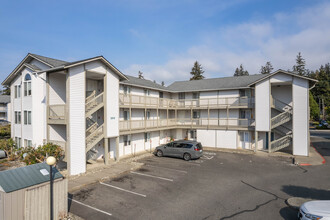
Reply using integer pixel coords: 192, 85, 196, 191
46, 156, 56, 220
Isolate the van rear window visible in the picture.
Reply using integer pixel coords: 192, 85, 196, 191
196, 143, 202, 149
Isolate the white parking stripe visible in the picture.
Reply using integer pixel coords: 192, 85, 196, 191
146, 164, 188, 173
69, 198, 112, 216
131, 171, 174, 182
100, 182, 147, 197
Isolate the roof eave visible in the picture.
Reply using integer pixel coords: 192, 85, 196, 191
120, 81, 169, 92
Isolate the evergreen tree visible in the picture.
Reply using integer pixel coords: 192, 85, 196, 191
260, 61, 274, 74
292, 52, 306, 76
138, 71, 144, 79
1, 86, 10, 95
309, 91, 319, 121
161, 81, 165, 86
190, 61, 205, 80
234, 64, 249, 76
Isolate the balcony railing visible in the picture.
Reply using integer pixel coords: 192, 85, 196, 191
119, 118, 254, 132
119, 93, 254, 109
48, 104, 66, 124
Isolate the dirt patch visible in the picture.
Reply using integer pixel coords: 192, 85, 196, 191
74, 188, 94, 201
137, 168, 150, 172
112, 175, 132, 182
0, 160, 25, 171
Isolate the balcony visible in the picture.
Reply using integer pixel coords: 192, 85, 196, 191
48, 104, 67, 124
119, 118, 255, 133
119, 93, 254, 109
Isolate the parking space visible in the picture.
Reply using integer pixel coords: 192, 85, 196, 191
69, 153, 215, 219
69, 147, 330, 220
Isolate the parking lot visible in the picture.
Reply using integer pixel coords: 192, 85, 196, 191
69, 133, 330, 220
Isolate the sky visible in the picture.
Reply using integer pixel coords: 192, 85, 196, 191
0, 0, 330, 85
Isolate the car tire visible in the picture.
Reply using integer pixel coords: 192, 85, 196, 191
156, 150, 163, 157
183, 153, 191, 161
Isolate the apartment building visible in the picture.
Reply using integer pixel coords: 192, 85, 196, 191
2, 53, 317, 176
0, 95, 10, 121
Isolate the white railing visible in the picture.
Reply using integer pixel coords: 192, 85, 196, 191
119, 93, 254, 109
86, 92, 104, 112
270, 135, 292, 152
271, 111, 292, 129
271, 97, 292, 112
86, 124, 104, 145
86, 90, 96, 103
48, 104, 66, 122
119, 118, 254, 131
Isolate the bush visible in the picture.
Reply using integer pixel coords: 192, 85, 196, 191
0, 138, 18, 161
21, 143, 63, 165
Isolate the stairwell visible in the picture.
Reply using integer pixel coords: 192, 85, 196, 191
85, 91, 105, 162
269, 97, 293, 153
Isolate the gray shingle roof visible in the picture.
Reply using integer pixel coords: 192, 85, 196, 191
122, 75, 168, 91
24, 63, 41, 71
0, 163, 63, 193
0, 95, 10, 103
166, 74, 266, 92
30, 53, 68, 67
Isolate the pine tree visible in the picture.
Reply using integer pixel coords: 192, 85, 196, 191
138, 71, 144, 79
260, 61, 274, 74
190, 61, 205, 80
1, 86, 10, 95
161, 81, 165, 86
234, 64, 249, 76
292, 52, 306, 76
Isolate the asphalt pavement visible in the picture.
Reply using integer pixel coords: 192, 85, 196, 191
69, 130, 330, 220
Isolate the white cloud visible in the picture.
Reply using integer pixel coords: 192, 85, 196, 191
124, 2, 330, 84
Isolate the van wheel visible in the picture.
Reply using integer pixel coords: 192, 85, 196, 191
156, 150, 163, 157
183, 153, 191, 161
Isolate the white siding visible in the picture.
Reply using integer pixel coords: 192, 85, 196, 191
255, 79, 270, 131
49, 73, 66, 105
68, 66, 86, 175
292, 77, 309, 156
216, 130, 237, 149
106, 68, 120, 137
197, 130, 216, 147
270, 73, 292, 84
271, 85, 292, 106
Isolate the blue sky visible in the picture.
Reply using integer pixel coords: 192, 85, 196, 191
1, 0, 329, 84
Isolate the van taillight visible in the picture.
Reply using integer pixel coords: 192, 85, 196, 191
194, 147, 200, 151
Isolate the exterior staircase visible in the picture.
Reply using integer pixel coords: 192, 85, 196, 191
269, 97, 293, 153
85, 91, 105, 161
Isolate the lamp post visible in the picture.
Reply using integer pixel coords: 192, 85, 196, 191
46, 156, 56, 220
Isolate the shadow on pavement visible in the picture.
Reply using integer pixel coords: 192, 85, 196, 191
282, 185, 330, 200
279, 206, 298, 220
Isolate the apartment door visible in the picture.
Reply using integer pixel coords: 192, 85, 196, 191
240, 132, 250, 149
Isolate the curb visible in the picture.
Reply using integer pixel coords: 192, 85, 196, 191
298, 146, 326, 166
68, 162, 144, 193
285, 197, 312, 210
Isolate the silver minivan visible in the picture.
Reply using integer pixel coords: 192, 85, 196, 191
154, 140, 203, 161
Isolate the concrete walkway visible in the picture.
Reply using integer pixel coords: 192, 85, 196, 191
68, 154, 152, 193
295, 146, 325, 166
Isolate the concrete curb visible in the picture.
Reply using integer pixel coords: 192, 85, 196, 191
285, 197, 312, 210
298, 146, 326, 166
68, 162, 144, 193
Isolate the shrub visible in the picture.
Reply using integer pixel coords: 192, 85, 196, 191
0, 125, 10, 137
21, 143, 63, 165
0, 138, 18, 161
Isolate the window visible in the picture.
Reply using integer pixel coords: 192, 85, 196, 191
192, 92, 200, 99
123, 110, 130, 120
24, 74, 32, 96
15, 85, 21, 98
178, 92, 185, 100
144, 110, 150, 120
123, 135, 131, 146
159, 92, 163, 98
15, 137, 21, 148
144, 132, 150, 142
144, 89, 150, 96
24, 111, 32, 125
193, 111, 200, 119
123, 86, 130, 95
24, 139, 32, 147
15, 111, 21, 124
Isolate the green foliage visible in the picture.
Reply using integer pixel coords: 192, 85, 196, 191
21, 143, 63, 165
292, 52, 306, 76
1, 85, 10, 95
0, 125, 11, 137
0, 138, 17, 161
190, 61, 205, 80
234, 64, 249, 76
260, 61, 274, 74
138, 71, 144, 79
309, 92, 319, 120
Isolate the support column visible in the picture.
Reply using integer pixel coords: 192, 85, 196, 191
104, 138, 109, 165
268, 131, 271, 153
254, 130, 258, 152
115, 136, 120, 161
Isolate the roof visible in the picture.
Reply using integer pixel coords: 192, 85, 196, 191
0, 163, 63, 193
0, 95, 10, 103
29, 53, 68, 67
166, 74, 266, 92
24, 63, 41, 71
121, 75, 168, 91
